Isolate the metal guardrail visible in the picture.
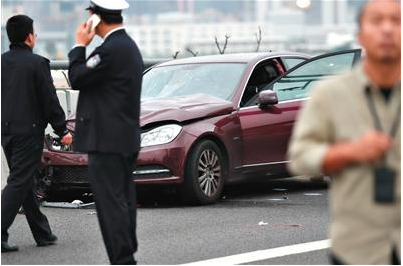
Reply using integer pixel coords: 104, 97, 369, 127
50, 58, 167, 70
50, 60, 69, 70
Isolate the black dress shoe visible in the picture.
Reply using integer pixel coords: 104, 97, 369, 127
36, 234, 58, 247
1, 241, 19, 252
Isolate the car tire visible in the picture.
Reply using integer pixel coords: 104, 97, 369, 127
181, 140, 226, 205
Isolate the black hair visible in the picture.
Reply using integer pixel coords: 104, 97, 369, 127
6, 14, 34, 44
99, 12, 123, 24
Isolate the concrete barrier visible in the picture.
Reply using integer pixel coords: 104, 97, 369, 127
45, 90, 72, 136
66, 90, 79, 117
56, 90, 68, 116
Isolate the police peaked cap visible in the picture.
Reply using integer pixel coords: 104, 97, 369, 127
86, 0, 129, 14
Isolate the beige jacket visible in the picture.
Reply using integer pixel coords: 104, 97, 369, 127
288, 64, 401, 264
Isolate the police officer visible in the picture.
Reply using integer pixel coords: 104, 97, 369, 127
68, 0, 143, 264
1, 15, 72, 252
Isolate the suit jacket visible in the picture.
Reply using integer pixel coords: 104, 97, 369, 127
1, 43, 67, 137
68, 29, 144, 153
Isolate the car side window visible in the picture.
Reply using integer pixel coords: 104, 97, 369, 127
282, 58, 306, 70
272, 52, 357, 102
241, 59, 284, 107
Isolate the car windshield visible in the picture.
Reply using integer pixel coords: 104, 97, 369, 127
142, 63, 246, 100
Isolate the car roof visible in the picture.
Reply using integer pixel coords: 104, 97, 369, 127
155, 52, 310, 67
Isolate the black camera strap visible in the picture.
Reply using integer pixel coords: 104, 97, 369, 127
365, 87, 401, 139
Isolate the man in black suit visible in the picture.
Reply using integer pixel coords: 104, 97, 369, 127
68, 0, 143, 264
1, 15, 72, 252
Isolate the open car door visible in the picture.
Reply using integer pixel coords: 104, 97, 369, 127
237, 49, 362, 176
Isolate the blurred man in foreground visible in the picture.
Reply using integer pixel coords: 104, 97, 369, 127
288, 0, 400, 264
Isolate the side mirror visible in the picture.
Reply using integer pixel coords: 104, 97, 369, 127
258, 90, 278, 107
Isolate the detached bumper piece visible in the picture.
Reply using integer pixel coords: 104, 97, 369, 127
42, 201, 95, 209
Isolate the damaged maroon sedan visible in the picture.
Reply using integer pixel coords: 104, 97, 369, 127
40, 49, 361, 204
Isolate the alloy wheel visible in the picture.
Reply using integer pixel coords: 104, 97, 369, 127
197, 149, 221, 197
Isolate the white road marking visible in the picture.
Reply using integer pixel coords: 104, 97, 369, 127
273, 188, 288, 191
267, 198, 286, 201
182, 239, 330, 265
304, 193, 323, 196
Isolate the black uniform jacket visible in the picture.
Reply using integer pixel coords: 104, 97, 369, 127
1, 43, 67, 137
68, 29, 143, 153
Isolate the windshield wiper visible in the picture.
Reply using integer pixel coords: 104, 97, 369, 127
62, 71, 71, 88
278, 86, 302, 91
285, 74, 334, 78
277, 79, 315, 92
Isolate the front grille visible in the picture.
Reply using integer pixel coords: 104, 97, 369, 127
51, 166, 89, 184
48, 165, 171, 184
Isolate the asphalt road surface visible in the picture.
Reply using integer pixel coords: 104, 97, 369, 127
1, 178, 330, 265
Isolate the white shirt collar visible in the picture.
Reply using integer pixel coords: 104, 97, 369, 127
103, 26, 125, 41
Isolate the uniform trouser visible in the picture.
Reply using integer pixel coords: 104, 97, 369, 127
1, 134, 52, 243
88, 152, 138, 265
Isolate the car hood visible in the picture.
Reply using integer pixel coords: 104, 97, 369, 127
140, 94, 234, 127
66, 94, 234, 130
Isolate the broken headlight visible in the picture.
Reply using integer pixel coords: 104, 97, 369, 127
45, 134, 73, 152
141, 124, 182, 148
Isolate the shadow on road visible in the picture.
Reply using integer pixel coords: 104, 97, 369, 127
222, 178, 327, 199
41, 177, 329, 209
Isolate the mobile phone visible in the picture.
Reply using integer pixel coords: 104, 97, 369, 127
87, 14, 100, 30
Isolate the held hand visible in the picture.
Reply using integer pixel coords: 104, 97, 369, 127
75, 21, 96, 46
61, 132, 73, 146
352, 131, 392, 163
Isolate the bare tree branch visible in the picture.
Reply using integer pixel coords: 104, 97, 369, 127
255, 26, 262, 52
214, 36, 222, 54
172, 51, 180, 59
214, 34, 231, 54
223, 34, 230, 54
186, 47, 199, 57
